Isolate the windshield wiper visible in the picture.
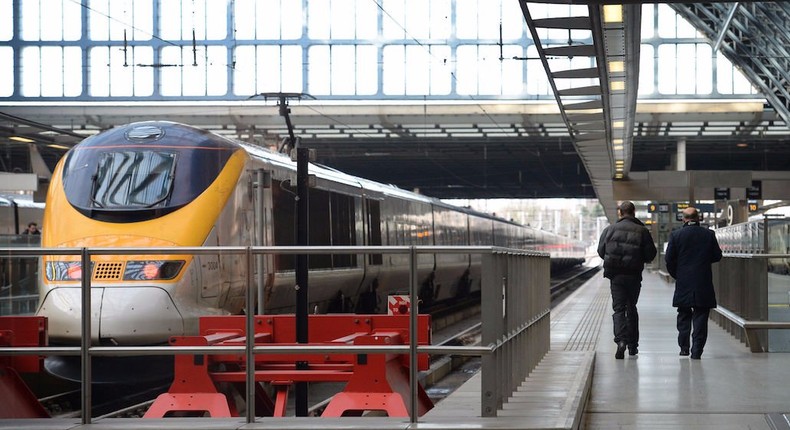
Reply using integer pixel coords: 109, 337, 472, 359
89, 173, 104, 208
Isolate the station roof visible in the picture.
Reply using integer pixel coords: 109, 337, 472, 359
2, 100, 785, 198
0, 1, 788, 222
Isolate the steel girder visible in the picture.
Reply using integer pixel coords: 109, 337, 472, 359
671, 2, 790, 129
519, 2, 641, 221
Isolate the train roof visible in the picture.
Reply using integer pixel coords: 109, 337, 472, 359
239, 141, 542, 230
77, 121, 577, 242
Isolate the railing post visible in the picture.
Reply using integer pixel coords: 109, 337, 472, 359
245, 246, 256, 423
409, 245, 418, 424
480, 251, 503, 417
745, 257, 768, 351
715, 256, 770, 351
80, 247, 92, 425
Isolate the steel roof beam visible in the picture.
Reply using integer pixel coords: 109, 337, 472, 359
671, 2, 790, 129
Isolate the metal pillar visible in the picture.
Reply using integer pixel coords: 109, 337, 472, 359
295, 146, 310, 416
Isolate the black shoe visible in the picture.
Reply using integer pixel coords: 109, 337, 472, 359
615, 341, 627, 359
690, 351, 702, 360
628, 345, 638, 356
679, 348, 690, 356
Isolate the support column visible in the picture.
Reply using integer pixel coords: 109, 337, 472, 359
677, 138, 686, 171
677, 138, 694, 203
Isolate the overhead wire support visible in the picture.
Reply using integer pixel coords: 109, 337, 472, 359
248, 91, 315, 417
250, 92, 315, 153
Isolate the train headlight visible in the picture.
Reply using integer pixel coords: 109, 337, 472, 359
46, 261, 88, 281
123, 261, 184, 280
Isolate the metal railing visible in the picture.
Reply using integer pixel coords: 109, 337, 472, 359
0, 245, 550, 424
0, 234, 40, 315
713, 253, 790, 352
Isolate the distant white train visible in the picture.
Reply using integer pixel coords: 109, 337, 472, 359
36, 121, 586, 347
0, 194, 44, 235
716, 216, 790, 274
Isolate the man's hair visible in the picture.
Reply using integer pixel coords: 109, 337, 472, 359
618, 201, 636, 216
27, 222, 37, 228
682, 207, 700, 222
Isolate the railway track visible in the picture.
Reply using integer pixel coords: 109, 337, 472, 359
551, 265, 601, 302
39, 383, 170, 419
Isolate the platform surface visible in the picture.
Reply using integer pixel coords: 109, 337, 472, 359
582, 271, 790, 430
427, 269, 790, 429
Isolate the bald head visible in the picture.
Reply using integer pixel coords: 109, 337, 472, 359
618, 201, 635, 218
682, 207, 699, 222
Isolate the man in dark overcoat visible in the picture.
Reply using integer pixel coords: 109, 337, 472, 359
664, 206, 723, 359
597, 201, 657, 359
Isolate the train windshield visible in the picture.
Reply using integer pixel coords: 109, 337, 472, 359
92, 151, 177, 209
61, 122, 240, 222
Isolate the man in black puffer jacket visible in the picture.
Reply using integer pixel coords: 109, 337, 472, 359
597, 201, 657, 359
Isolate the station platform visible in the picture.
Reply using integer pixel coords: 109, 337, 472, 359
5, 271, 790, 429
428, 270, 790, 429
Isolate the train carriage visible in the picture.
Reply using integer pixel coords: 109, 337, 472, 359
36, 121, 585, 347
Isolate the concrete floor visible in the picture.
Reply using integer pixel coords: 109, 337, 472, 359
583, 272, 790, 429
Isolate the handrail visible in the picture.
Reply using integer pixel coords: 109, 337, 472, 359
713, 254, 790, 354
0, 244, 548, 423
0, 344, 495, 357
720, 253, 790, 259
0, 245, 550, 257
713, 306, 790, 330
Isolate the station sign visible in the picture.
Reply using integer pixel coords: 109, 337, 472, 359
387, 295, 411, 315
714, 187, 730, 200
695, 203, 714, 213
673, 202, 714, 213
648, 203, 669, 213
747, 181, 762, 200
748, 201, 759, 213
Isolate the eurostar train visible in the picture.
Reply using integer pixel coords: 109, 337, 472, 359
37, 121, 586, 347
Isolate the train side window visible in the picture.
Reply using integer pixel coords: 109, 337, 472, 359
331, 193, 357, 268
272, 180, 295, 271
367, 200, 383, 265
309, 188, 332, 269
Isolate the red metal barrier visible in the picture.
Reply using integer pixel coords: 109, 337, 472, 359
0, 316, 49, 419
145, 314, 433, 418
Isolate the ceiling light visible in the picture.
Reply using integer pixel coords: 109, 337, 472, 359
613, 138, 623, 144
615, 160, 624, 165
9, 136, 36, 143
603, 5, 623, 23
608, 61, 625, 73
736, 142, 748, 148
615, 173, 624, 179
610, 80, 625, 91
613, 144, 623, 150
616, 166, 624, 172
612, 120, 624, 129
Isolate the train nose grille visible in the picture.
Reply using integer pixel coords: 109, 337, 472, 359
94, 262, 124, 280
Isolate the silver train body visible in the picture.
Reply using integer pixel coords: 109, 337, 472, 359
37, 121, 585, 346
716, 216, 790, 274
